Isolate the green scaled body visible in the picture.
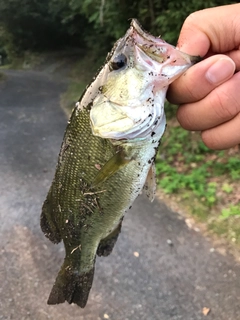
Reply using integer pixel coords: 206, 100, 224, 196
41, 106, 159, 307
41, 19, 199, 308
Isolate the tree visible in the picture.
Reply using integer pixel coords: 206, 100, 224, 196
0, 0, 236, 56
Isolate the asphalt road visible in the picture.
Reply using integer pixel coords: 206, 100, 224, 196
0, 69, 240, 320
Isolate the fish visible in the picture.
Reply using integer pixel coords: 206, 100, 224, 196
41, 19, 200, 308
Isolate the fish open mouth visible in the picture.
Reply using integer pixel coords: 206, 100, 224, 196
130, 19, 200, 67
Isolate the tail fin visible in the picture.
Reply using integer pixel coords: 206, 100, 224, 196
47, 259, 95, 308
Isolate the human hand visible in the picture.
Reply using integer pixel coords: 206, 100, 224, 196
167, 4, 240, 150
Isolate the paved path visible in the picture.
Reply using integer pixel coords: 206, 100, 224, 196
0, 70, 240, 320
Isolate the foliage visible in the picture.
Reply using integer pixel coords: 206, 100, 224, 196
152, 0, 236, 43
156, 124, 240, 212
220, 206, 240, 220
0, 0, 237, 56
0, 0, 84, 56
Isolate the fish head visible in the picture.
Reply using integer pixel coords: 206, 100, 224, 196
89, 19, 200, 140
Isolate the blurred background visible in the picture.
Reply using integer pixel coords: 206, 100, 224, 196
0, 0, 238, 62
0, 0, 240, 319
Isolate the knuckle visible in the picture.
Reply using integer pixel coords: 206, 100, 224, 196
209, 90, 238, 121
201, 130, 220, 150
176, 105, 193, 130
183, 79, 197, 101
168, 76, 196, 105
184, 12, 200, 28
184, 7, 211, 27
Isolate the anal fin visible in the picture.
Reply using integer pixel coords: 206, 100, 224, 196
97, 219, 123, 257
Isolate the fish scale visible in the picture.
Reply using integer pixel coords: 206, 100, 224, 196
41, 19, 200, 308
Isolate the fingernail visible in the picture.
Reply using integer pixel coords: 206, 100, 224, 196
206, 58, 235, 84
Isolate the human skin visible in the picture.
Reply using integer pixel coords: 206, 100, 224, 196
167, 4, 240, 150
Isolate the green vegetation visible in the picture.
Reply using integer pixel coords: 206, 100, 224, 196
221, 206, 240, 219
156, 125, 239, 200
157, 116, 240, 242
0, 0, 236, 63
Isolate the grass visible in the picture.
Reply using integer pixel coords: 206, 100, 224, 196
157, 114, 240, 243
61, 52, 240, 246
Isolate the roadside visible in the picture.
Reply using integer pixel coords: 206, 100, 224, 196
0, 72, 6, 81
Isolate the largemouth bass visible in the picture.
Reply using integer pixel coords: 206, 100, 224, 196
41, 19, 199, 308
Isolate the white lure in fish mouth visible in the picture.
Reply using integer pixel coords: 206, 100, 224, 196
89, 19, 198, 142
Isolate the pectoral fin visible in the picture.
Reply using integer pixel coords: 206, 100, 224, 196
92, 150, 130, 187
143, 164, 157, 202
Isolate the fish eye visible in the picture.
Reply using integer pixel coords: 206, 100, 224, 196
110, 53, 127, 71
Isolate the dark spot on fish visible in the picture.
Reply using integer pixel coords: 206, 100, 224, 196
173, 60, 176, 63
167, 55, 170, 59
148, 160, 151, 164
138, 162, 141, 166
151, 131, 156, 137
129, 206, 132, 209
154, 120, 158, 125
86, 102, 93, 111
